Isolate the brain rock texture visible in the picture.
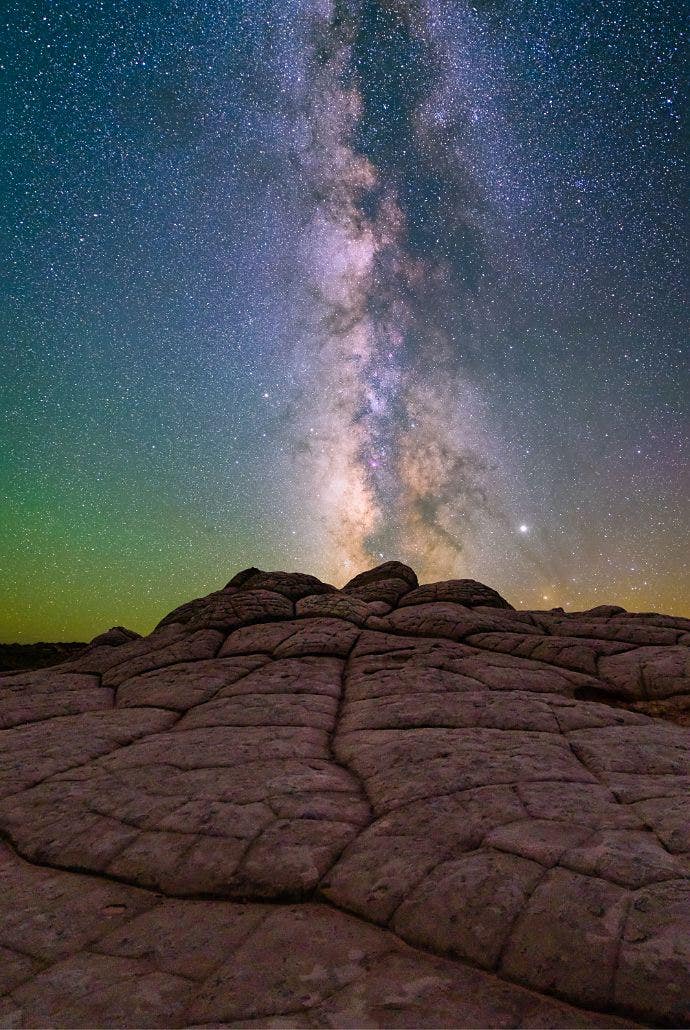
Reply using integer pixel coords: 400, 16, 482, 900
1, 562, 689, 1028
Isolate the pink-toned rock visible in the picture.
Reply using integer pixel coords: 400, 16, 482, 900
89, 626, 141, 647
116, 654, 271, 710
156, 587, 293, 633
220, 617, 359, 658
343, 561, 418, 591
11, 953, 193, 1028
466, 631, 634, 676
347, 577, 417, 605
0, 561, 687, 1027
225, 568, 337, 599
0, 672, 112, 729
0, 707, 176, 797
399, 578, 514, 610
614, 879, 690, 1025
559, 828, 688, 888
501, 868, 629, 1011
632, 793, 690, 853
295, 592, 373, 625
102, 629, 224, 687
368, 603, 542, 644
484, 819, 592, 866
393, 850, 544, 968
599, 644, 690, 700
341, 561, 417, 605
56, 623, 189, 674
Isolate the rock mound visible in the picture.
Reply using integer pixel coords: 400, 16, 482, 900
1, 563, 688, 1028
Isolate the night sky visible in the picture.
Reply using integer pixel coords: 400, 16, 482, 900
2, 0, 688, 642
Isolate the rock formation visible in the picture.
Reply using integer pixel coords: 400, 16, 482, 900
0, 628, 139, 674
0, 641, 87, 674
0, 562, 688, 1028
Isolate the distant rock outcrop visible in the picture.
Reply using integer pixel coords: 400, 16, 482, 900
0, 626, 140, 674
88, 626, 141, 648
0, 564, 688, 1028
0, 640, 87, 673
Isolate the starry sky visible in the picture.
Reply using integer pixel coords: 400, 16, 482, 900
2, 0, 688, 642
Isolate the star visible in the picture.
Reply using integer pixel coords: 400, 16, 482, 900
0, 0, 686, 642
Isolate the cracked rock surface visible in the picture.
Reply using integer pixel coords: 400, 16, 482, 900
1, 561, 688, 1028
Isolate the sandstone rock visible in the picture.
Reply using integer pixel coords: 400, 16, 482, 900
89, 626, 141, 647
599, 644, 690, 700
615, 879, 690, 1026
500, 868, 629, 1011
367, 603, 542, 645
0, 561, 687, 1027
0, 671, 112, 729
399, 578, 514, 610
226, 568, 337, 599
347, 577, 417, 605
343, 561, 418, 590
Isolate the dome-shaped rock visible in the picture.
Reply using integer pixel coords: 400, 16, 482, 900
0, 561, 688, 1028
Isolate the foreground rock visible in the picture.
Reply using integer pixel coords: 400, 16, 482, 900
0, 562, 688, 1028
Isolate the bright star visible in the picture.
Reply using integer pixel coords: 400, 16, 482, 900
519, 524, 529, 533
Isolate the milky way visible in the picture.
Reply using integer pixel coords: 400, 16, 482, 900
1, 0, 687, 640
265, 1, 522, 582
